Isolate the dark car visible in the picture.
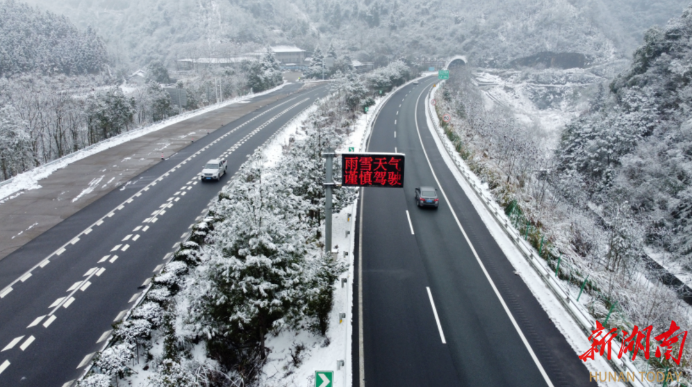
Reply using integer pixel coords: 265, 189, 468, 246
415, 186, 439, 208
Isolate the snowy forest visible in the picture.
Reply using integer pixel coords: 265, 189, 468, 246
432, 5, 692, 379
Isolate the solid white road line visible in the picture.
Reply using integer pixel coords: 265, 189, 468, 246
19, 336, 35, 351
27, 316, 45, 328
412, 86, 554, 387
43, 315, 56, 328
76, 352, 95, 369
0, 360, 9, 375
2, 336, 24, 352
426, 287, 447, 344
406, 211, 414, 234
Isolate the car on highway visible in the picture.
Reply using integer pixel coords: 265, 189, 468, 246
201, 159, 227, 181
415, 186, 439, 208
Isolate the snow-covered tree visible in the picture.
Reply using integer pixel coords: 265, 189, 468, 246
85, 87, 135, 144
0, 105, 31, 180
245, 50, 283, 92
94, 343, 134, 382
77, 374, 111, 387
308, 46, 326, 79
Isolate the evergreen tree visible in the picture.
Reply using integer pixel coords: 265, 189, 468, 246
0, 105, 32, 179
309, 46, 325, 79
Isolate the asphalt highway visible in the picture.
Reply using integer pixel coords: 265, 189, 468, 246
0, 83, 328, 386
357, 78, 595, 386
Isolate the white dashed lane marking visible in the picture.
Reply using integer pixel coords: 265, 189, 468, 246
27, 316, 45, 328
19, 336, 35, 351
0, 360, 10, 375
42, 315, 56, 328
76, 352, 95, 369
96, 330, 112, 344
2, 336, 24, 352
113, 310, 127, 322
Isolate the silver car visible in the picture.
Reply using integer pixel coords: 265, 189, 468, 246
415, 186, 439, 208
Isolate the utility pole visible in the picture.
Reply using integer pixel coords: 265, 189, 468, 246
323, 148, 336, 253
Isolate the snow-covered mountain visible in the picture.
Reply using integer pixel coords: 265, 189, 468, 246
0, 0, 107, 76
556, 6, 692, 266
19, 0, 692, 69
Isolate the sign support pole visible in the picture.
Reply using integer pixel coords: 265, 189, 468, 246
323, 148, 335, 253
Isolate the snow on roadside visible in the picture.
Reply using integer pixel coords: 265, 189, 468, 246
426, 85, 629, 387
259, 94, 382, 387
0, 82, 289, 202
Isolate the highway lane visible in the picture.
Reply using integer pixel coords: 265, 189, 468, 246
359, 79, 594, 386
0, 84, 328, 386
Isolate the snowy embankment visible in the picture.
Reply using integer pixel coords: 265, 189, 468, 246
427, 84, 642, 387
0, 83, 288, 202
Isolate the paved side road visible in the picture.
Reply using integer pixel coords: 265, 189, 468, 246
0, 84, 328, 386
0, 82, 321, 262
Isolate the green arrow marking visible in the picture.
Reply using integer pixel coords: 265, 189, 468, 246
315, 371, 333, 387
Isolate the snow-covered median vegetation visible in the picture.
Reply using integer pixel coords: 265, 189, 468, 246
434, 7, 692, 381
78, 61, 417, 387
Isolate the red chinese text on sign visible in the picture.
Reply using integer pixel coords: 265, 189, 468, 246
342, 153, 405, 188
579, 320, 688, 365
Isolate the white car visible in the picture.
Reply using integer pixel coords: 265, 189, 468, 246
201, 159, 227, 181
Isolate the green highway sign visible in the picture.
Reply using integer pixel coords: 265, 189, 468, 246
348, 147, 354, 152
438, 69, 449, 80
315, 371, 333, 387
364, 106, 369, 113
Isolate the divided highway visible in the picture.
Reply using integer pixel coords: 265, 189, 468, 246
0, 83, 327, 386
357, 78, 595, 386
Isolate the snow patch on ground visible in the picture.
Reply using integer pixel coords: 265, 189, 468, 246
0, 82, 289, 202
472, 68, 599, 150
72, 175, 104, 203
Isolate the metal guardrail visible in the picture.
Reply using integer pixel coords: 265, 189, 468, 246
424, 83, 649, 387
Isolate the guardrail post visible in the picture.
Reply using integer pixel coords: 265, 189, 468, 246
604, 301, 618, 325
577, 275, 589, 301
555, 255, 561, 277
